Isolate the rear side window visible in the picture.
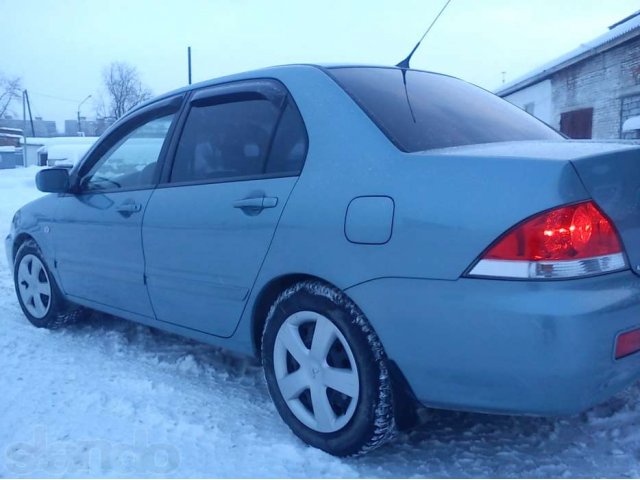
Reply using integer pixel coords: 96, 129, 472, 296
266, 99, 308, 175
170, 95, 307, 183
329, 67, 562, 153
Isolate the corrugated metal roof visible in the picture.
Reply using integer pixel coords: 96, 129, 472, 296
495, 11, 640, 96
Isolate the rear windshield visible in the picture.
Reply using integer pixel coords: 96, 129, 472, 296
328, 67, 562, 152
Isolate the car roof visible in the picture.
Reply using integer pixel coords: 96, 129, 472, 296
129, 63, 448, 115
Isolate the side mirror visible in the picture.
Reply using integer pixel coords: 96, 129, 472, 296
35, 168, 70, 193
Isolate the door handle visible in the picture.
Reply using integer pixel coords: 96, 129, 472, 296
116, 200, 142, 216
262, 197, 278, 208
233, 196, 278, 209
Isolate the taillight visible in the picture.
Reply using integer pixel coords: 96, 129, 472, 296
467, 201, 627, 279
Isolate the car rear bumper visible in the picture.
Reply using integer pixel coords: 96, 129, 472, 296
345, 271, 640, 415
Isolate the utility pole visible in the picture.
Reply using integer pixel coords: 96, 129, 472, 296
24, 90, 35, 136
22, 91, 27, 167
77, 94, 92, 137
188, 46, 192, 85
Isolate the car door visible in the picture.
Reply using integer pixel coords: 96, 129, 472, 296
143, 80, 308, 336
52, 96, 183, 317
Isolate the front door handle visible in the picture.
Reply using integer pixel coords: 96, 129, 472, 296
233, 196, 278, 213
116, 200, 142, 217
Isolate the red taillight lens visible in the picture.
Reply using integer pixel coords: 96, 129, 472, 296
616, 329, 640, 359
468, 201, 627, 279
484, 201, 622, 261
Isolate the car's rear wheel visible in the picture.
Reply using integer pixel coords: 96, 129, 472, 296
14, 240, 89, 329
262, 280, 396, 456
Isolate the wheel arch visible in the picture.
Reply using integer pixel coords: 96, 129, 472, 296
251, 272, 423, 430
12, 232, 63, 294
251, 273, 341, 358
12, 233, 37, 261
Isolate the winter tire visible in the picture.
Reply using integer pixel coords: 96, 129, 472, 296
262, 280, 395, 456
13, 240, 89, 329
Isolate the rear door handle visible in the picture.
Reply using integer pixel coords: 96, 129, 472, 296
233, 196, 278, 210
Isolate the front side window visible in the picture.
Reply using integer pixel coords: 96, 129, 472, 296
170, 95, 307, 183
82, 114, 175, 191
329, 67, 562, 152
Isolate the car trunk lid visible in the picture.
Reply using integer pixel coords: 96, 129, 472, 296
421, 140, 640, 275
568, 143, 640, 274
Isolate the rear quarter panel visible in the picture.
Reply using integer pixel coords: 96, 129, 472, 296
229, 67, 591, 354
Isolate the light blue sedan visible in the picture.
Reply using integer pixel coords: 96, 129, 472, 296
6, 65, 640, 456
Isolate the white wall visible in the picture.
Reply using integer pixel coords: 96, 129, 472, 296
503, 80, 553, 126
24, 144, 42, 167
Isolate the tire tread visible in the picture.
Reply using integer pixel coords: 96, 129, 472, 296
262, 280, 396, 456
14, 239, 88, 329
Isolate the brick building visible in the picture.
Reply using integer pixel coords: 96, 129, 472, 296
496, 11, 640, 140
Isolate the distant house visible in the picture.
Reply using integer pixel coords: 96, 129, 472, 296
64, 117, 114, 137
0, 127, 22, 147
0, 146, 20, 169
22, 137, 98, 167
496, 11, 640, 140
0, 117, 57, 137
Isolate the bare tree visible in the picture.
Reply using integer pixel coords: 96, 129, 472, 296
0, 73, 22, 118
101, 62, 152, 119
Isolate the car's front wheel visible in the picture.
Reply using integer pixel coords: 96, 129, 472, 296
262, 280, 396, 456
14, 240, 88, 329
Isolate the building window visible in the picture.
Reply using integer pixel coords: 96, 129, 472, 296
560, 108, 593, 139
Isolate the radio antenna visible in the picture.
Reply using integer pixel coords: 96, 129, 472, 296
396, 0, 452, 69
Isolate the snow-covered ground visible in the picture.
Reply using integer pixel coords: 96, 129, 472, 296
1, 166, 640, 478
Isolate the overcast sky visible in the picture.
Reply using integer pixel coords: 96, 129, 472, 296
1, 0, 638, 129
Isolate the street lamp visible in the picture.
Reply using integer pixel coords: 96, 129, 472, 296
77, 95, 92, 137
